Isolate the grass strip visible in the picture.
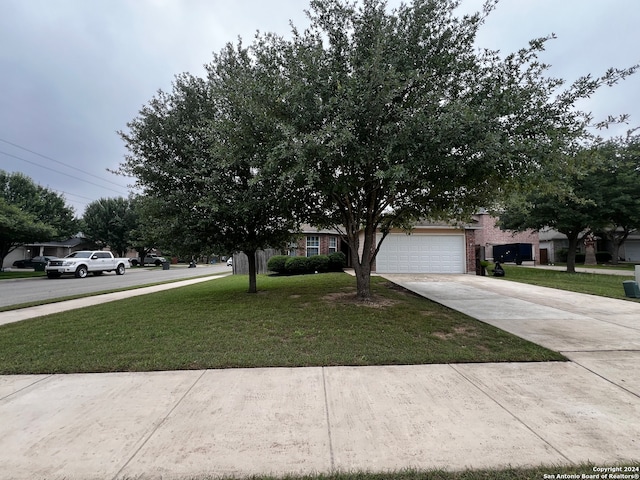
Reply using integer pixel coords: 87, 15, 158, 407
499, 265, 637, 301
0, 273, 564, 374
171, 463, 639, 480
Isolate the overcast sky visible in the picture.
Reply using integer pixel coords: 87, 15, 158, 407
1, 0, 639, 216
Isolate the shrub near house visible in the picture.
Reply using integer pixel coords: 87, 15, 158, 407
268, 252, 346, 275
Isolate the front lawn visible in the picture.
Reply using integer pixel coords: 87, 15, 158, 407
0, 273, 564, 374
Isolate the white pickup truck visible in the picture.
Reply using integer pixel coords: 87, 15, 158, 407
45, 251, 130, 279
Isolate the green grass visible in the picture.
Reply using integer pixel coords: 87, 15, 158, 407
203, 464, 639, 480
0, 270, 46, 279
500, 265, 638, 301
0, 273, 564, 374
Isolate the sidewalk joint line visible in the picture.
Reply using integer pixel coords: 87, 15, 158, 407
448, 364, 575, 466
568, 360, 640, 401
0, 374, 53, 402
111, 369, 208, 480
321, 367, 336, 473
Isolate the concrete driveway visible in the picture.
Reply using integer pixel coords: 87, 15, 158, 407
382, 274, 640, 397
0, 273, 639, 479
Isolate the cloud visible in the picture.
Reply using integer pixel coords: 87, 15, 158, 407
1, 0, 638, 216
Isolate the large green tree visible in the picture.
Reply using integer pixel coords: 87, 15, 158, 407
589, 134, 640, 264
0, 170, 77, 267
270, 0, 635, 298
498, 182, 596, 274
83, 197, 136, 257
0, 198, 55, 269
119, 40, 300, 293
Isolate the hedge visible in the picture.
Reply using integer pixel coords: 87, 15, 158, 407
268, 252, 347, 275
266, 255, 289, 274
285, 256, 314, 275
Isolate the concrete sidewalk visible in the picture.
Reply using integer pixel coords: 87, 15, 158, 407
1, 275, 639, 479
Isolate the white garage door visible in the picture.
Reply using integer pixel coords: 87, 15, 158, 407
623, 241, 640, 262
376, 234, 465, 273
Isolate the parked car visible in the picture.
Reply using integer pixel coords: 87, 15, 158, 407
45, 251, 129, 278
129, 254, 167, 266
12, 256, 58, 269
226, 257, 233, 267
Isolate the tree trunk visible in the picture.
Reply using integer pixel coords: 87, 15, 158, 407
611, 241, 621, 265
349, 226, 377, 301
565, 233, 579, 274
353, 258, 372, 300
245, 249, 258, 293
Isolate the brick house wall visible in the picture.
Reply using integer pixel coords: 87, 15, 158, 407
473, 213, 539, 262
293, 232, 341, 257
465, 229, 477, 274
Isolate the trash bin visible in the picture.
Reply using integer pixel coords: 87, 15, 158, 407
162, 261, 170, 270
34, 263, 46, 272
622, 280, 640, 298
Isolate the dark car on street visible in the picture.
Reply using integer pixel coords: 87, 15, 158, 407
12, 256, 58, 269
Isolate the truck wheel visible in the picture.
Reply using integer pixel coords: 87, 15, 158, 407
116, 264, 126, 275
75, 265, 88, 278
46, 272, 61, 279
93, 271, 103, 276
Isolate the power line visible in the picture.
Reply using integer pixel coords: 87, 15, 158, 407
0, 137, 130, 190
0, 149, 128, 196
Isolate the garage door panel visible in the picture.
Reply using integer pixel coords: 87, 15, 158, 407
376, 234, 465, 274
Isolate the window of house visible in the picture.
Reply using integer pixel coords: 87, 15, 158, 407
288, 241, 298, 257
328, 237, 337, 253
306, 236, 320, 257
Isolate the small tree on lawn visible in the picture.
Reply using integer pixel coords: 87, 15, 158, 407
589, 134, 640, 264
118, 40, 300, 293
498, 185, 595, 274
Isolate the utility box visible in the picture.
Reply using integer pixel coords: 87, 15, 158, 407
623, 280, 640, 299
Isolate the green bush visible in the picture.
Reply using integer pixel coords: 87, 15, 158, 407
575, 251, 613, 264
285, 256, 313, 275
596, 251, 612, 263
308, 255, 330, 273
267, 255, 289, 274
328, 251, 347, 271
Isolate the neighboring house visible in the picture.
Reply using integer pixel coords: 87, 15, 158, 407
472, 212, 540, 263
618, 232, 640, 262
3, 235, 95, 270
538, 228, 571, 264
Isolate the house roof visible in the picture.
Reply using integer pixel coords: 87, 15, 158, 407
28, 236, 88, 248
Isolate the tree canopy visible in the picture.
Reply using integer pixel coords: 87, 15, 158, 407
498, 135, 640, 271
119, 40, 301, 292
83, 197, 137, 257
273, 0, 636, 297
0, 170, 77, 267
589, 134, 640, 263
118, 0, 636, 298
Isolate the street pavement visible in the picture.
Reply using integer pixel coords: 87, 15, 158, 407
0, 272, 639, 479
